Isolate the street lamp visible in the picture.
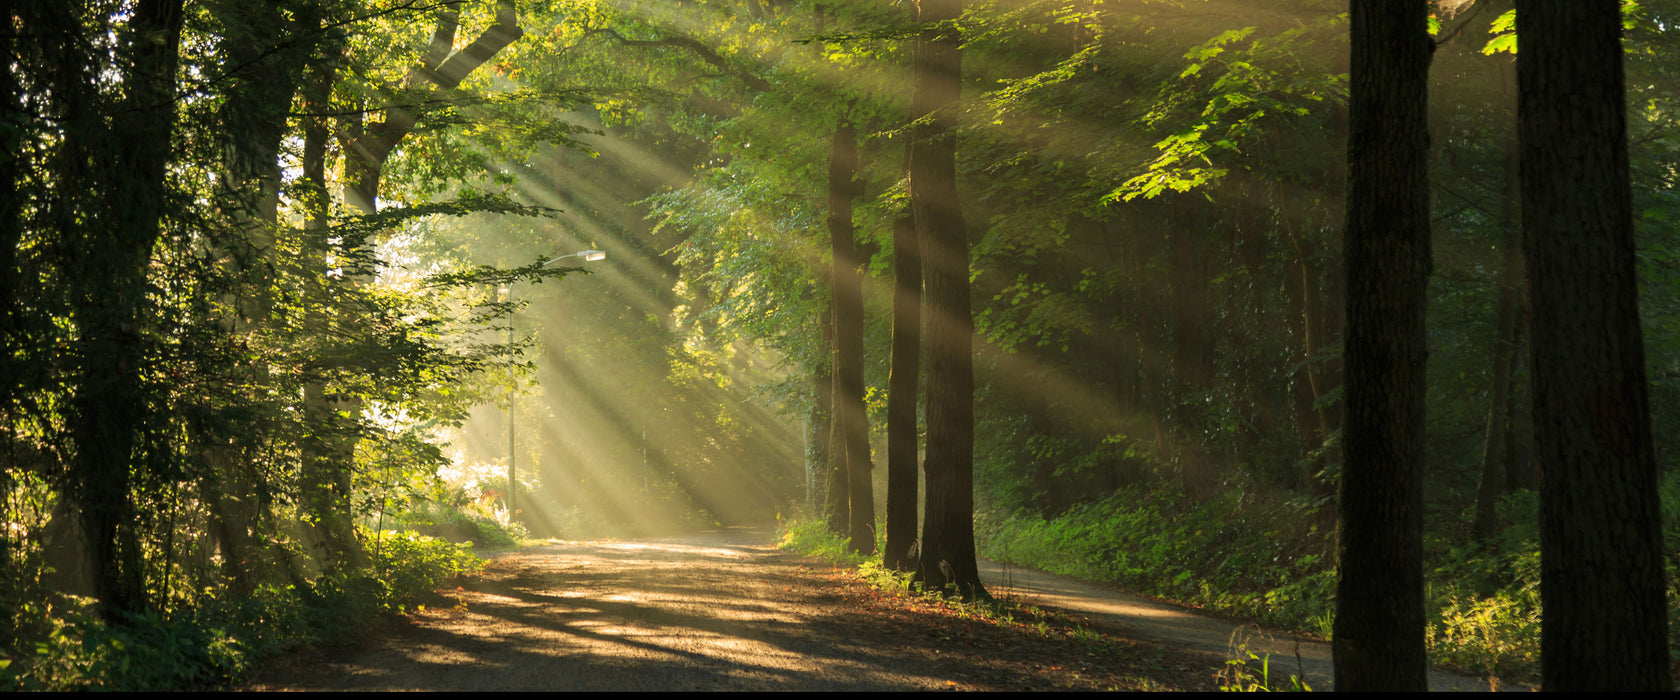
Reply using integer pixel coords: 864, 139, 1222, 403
505, 249, 605, 522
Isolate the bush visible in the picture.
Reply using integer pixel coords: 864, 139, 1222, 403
1, 528, 483, 690
776, 518, 869, 566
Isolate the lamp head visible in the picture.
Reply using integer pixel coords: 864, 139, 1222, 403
542, 249, 607, 265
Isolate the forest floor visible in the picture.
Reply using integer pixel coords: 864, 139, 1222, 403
242, 527, 1504, 692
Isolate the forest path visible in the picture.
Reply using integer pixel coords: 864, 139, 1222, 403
245, 526, 1215, 691
244, 526, 1503, 691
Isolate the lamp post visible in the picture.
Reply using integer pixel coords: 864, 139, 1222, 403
504, 249, 605, 522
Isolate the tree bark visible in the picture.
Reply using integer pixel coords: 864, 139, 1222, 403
1516, 2, 1673, 690
911, 0, 985, 601
827, 121, 875, 555
817, 298, 847, 537
885, 206, 921, 571
296, 42, 367, 571
1332, 0, 1431, 690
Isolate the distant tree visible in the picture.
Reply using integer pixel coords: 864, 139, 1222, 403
911, 0, 985, 601
819, 298, 846, 537
1516, 1, 1673, 690
1332, 0, 1431, 690
826, 119, 875, 555
885, 185, 921, 572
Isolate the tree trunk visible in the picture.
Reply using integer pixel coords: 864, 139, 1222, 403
62, 0, 187, 620
817, 300, 846, 537
1516, 2, 1673, 689
299, 49, 366, 572
806, 371, 833, 517
196, 0, 305, 594
911, 0, 985, 601
827, 121, 875, 555
885, 205, 921, 571
1332, 0, 1431, 690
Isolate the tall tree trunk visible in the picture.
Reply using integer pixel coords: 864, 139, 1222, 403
1516, 2, 1672, 690
911, 0, 985, 601
817, 297, 846, 536
1332, 0, 1431, 690
885, 204, 921, 571
0, 3, 21, 629
0, 0, 21, 417
308, 1, 523, 566
68, 0, 186, 619
827, 121, 874, 555
299, 48, 365, 572
806, 372, 834, 517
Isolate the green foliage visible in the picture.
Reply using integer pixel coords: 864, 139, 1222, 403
0, 528, 480, 691
776, 518, 869, 567
364, 529, 485, 608
976, 473, 1680, 688
1423, 491, 1543, 682
1424, 476, 1680, 684
1218, 627, 1313, 692
975, 486, 1338, 636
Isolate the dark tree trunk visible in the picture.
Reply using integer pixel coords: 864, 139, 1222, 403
827, 121, 874, 555
0, 2, 18, 644
885, 205, 921, 571
68, 0, 186, 619
1332, 0, 1431, 690
910, 0, 985, 601
0, 1, 20, 408
817, 299, 846, 537
806, 371, 833, 518
1516, 2, 1673, 690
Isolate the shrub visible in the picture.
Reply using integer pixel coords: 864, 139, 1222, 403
1, 528, 482, 690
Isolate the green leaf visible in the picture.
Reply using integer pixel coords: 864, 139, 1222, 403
1482, 33, 1517, 55
1491, 8, 1517, 33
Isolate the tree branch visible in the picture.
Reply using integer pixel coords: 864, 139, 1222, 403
585, 27, 772, 92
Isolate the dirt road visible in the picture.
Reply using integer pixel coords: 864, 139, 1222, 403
247, 527, 1215, 691
246, 527, 1504, 691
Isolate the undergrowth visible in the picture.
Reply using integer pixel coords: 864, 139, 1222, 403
975, 486, 1338, 637
0, 527, 482, 691
970, 473, 1680, 688
777, 516, 1207, 691
778, 517, 1123, 642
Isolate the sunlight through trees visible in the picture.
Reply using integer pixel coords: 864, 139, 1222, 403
2, 0, 1677, 689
